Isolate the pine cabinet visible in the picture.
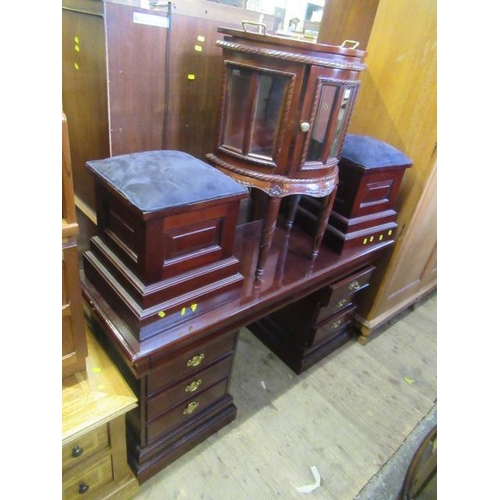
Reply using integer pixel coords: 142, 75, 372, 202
334, 0, 437, 340
62, 326, 138, 499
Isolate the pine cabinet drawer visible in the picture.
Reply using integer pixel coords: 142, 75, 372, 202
313, 304, 356, 346
62, 424, 109, 471
62, 450, 113, 500
147, 354, 233, 421
148, 377, 230, 443
147, 331, 237, 395
316, 265, 374, 323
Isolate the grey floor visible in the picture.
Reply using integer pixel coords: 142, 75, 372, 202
133, 291, 437, 500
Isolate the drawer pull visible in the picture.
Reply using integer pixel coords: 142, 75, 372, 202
185, 379, 202, 393
336, 298, 347, 308
187, 353, 205, 367
78, 482, 89, 494
348, 280, 360, 291
71, 445, 84, 458
331, 319, 343, 329
183, 401, 199, 415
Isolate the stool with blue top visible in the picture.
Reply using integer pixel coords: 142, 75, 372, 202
82, 150, 248, 341
296, 134, 412, 254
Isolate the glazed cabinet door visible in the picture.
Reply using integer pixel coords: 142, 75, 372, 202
291, 65, 360, 174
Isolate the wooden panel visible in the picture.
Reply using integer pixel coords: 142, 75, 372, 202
105, 3, 168, 155
62, 4, 109, 209
343, 0, 437, 334
318, 0, 380, 50
63, 0, 273, 214
348, 0, 437, 228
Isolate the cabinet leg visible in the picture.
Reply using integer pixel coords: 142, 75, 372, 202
284, 195, 301, 229
311, 189, 336, 259
255, 195, 282, 284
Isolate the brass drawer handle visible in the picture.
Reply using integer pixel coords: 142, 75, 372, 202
331, 319, 343, 329
71, 445, 84, 458
183, 401, 199, 415
185, 379, 202, 393
348, 280, 360, 291
336, 298, 347, 308
187, 353, 205, 367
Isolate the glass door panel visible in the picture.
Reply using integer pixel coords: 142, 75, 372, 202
306, 84, 339, 162
221, 64, 291, 165
329, 87, 356, 159
249, 74, 289, 160
223, 67, 252, 152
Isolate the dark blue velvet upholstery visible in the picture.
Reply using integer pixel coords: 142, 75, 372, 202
86, 150, 248, 212
341, 135, 412, 168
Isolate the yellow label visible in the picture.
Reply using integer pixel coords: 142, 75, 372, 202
74, 62, 79, 70
74, 36, 80, 43
158, 311, 166, 318
191, 303, 198, 312
379, 235, 383, 240
188, 74, 195, 80
194, 45, 202, 52
388, 229, 393, 236
74, 45, 80, 52
181, 307, 186, 316
369, 236, 374, 242
92, 367, 102, 373
197, 35, 205, 42
363, 238, 367, 244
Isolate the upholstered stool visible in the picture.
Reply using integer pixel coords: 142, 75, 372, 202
295, 134, 412, 253
83, 150, 248, 340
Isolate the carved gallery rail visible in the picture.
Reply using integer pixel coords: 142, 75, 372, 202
81, 219, 391, 483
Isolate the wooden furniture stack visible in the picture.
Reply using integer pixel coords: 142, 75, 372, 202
62, 325, 139, 500
62, 111, 88, 379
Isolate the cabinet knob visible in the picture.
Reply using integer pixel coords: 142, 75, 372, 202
183, 401, 199, 415
187, 353, 205, 367
71, 445, 84, 458
300, 122, 310, 132
78, 483, 89, 494
185, 379, 202, 393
